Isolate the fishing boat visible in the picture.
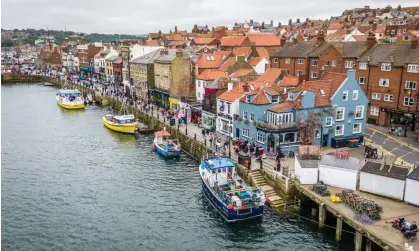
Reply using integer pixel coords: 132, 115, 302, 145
103, 101, 137, 134
56, 89, 85, 109
152, 129, 181, 158
200, 155, 266, 222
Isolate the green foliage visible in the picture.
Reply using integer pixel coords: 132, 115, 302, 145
2, 40, 14, 47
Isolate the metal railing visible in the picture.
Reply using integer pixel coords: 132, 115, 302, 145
261, 160, 291, 191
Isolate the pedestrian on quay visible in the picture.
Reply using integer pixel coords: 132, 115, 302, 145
202, 129, 206, 138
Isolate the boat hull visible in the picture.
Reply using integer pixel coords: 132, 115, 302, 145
103, 117, 136, 134
200, 177, 264, 222
154, 143, 181, 158
57, 101, 85, 110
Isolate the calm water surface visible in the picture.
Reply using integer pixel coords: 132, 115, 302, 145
2, 84, 355, 251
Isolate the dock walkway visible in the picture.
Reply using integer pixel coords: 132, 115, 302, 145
296, 183, 419, 251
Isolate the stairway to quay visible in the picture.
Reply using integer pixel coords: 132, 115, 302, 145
4, 75, 418, 251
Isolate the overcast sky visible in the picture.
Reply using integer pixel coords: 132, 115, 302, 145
1, 0, 418, 35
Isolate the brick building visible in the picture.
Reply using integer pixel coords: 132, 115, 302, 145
357, 38, 419, 128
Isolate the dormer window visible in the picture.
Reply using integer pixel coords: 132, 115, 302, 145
287, 92, 295, 100
272, 95, 279, 103
381, 63, 391, 71
246, 96, 251, 103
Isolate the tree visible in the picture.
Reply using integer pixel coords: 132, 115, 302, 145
289, 19, 292, 26
1, 40, 14, 47
296, 108, 334, 145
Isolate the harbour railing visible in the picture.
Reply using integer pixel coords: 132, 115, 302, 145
260, 160, 291, 192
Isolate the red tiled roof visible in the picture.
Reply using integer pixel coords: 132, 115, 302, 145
255, 47, 270, 59
197, 69, 230, 80
328, 22, 344, 30
268, 102, 295, 112
321, 71, 347, 83
256, 68, 282, 83
251, 91, 270, 105
214, 50, 231, 61
295, 79, 343, 107
280, 75, 300, 87
146, 40, 160, 46
220, 36, 247, 46
353, 35, 367, 41
219, 57, 236, 71
218, 90, 245, 102
165, 34, 183, 41
248, 57, 264, 66
192, 38, 216, 45
230, 68, 254, 78
196, 53, 223, 69
232, 47, 252, 58
247, 33, 282, 46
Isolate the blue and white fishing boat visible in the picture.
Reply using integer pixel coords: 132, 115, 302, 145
200, 155, 266, 222
152, 129, 181, 158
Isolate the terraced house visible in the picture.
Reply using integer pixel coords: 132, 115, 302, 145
234, 70, 368, 154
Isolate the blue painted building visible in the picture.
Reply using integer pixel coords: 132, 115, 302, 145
233, 70, 369, 154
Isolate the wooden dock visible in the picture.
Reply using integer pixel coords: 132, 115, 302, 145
295, 183, 419, 251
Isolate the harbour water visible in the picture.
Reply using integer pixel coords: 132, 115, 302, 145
2, 84, 355, 251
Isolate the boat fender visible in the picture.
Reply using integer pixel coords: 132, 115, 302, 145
265, 196, 269, 203
227, 204, 233, 210
152, 143, 155, 150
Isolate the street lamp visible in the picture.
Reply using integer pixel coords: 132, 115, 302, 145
404, 88, 412, 137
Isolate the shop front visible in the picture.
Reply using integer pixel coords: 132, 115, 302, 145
169, 97, 180, 110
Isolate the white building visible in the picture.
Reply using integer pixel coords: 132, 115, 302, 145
248, 57, 269, 75
216, 84, 244, 137
404, 167, 419, 206
294, 155, 319, 185
318, 154, 362, 190
129, 44, 164, 60
359, 160, 409, 200
195, 69, 229, 101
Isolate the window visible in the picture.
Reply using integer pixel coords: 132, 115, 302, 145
379, 78, 389, 87
315, 130, 320, 139
407, 64, 419, 73
246, 96, 251, 103
283, 132, 296, 143
271, 95, 279, 103
404, 97, 414, 107
384, 94, 394, 102
311, 71, 318, 79
312, 60, 318, 66
355, 105, 364, 119
221, 121, 229, 133
342, 90, 348, 101
331, 60, 337, 67
370, 107, 379, 116
198, 92, 201, 98
320, 89, 325, 96
324, 60, 330, 66
227, 103, 231, 114
359, 62, 368, 70
403, 29, 407, 33
352, 90, 358, 100
285, 58, 291, 64
274, 58, 278, 63
381, 63, 391, 71
242, 128, 249, 138
335, 125, 344, 136
404, 36, 410, 41
296, 70, 303, 76
372, 93, 381, 100
358, 77, 366, 84
243, 110, 248, 119
345, 61, 354, 68
257, 133, 265, 144
353, 123, 362, 134
336, 107, 345, 121
297, 59, 304, 64
250, 113, 255, 121
287, 92, 295, 100
325, 117, 333, 127
405, 81, 417, 90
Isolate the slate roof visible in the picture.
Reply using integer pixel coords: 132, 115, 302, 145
332, 42, 368, 58
270, 41, 318, 58
360, 161, 409, 180
407, 167, 419, 181
130, 49, 162, 64
321, 154, 362, 170
358, 44, 419, 66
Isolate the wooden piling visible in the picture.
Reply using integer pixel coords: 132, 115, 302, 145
336, 217, 343, 241
319, 203, 326, 228
355, 231, 362, 251
365, 238, 372, 251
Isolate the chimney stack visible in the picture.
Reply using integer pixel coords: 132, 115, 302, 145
366, 31, 377, 49
158, 30, 162, 36
270, 20, 273, 26
175, 26, 178, 34
280, 36, 286, 47
412, 38, 418, 49
243, 82, 250, 92
261, 22, 265, 29
316, 29, 325, 45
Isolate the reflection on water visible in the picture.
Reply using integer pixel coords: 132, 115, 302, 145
104, 127, 137, 144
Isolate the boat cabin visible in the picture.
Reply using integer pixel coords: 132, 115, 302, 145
105, 114, 136, 124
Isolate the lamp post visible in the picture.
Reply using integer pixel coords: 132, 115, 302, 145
404, 89, 412, 137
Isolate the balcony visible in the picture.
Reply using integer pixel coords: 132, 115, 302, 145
253, 120, 297, 132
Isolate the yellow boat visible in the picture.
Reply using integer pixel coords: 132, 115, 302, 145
103, 114, 137, 134
56, 89, 85, 110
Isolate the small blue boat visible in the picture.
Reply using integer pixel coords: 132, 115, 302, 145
152, 129, 181, 158
200, 155, 266, 222
39, 82, 44, 86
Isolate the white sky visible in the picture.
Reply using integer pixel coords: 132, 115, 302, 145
1, 0, 418, 34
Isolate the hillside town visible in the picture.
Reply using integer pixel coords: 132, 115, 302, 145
3, 4, 419, 152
